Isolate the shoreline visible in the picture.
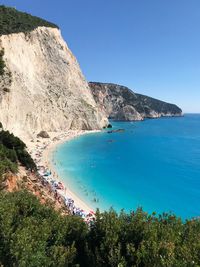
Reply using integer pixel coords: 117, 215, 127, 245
26, 130, 100, 214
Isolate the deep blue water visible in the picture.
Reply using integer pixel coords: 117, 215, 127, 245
52, 114, 200, 219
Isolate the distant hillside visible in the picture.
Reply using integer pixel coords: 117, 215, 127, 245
89, 82, 182, 121
0, 5, 58, 35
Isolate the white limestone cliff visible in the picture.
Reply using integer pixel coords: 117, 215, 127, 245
0, 27, 108, 139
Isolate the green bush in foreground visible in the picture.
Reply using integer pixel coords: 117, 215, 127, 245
0, 190, 200, 267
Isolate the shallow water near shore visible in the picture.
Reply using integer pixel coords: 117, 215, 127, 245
52, 114, 200, 219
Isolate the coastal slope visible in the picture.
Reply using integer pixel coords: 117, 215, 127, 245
0, 6, 108, 139
89, 82, 182, 121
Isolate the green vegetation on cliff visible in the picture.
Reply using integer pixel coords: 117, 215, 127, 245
0, 49, 5, 76
0, 190, 199, 267
0, 128, 36, 180
0, 5, 58, 35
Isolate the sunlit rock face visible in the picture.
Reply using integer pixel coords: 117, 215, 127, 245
0, 27, 108, 138
89, 82, 182, 121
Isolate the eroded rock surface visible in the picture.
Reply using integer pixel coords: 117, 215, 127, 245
89, 82, 182, 121
0, 27, 108, 139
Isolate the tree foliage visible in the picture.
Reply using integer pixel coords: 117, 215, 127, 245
0, 190, 85, 267
0, 191, 199, 267
0, 128, 36, 179
0, 5, 58, 36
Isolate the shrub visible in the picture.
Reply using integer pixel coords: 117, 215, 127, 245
0, 130, 36, 175
0, 191, 200, 266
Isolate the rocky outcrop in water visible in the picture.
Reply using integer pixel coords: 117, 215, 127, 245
89, 82, 182, 121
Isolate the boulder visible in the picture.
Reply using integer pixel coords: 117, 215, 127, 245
37, 131, 50, 138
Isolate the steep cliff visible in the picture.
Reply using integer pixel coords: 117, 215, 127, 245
0, 7, 108, 138
89, 82, 182, 121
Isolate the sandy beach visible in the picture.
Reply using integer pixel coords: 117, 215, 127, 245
26, 130, 100, 214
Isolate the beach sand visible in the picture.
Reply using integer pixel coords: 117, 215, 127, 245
26, 130, 100, 214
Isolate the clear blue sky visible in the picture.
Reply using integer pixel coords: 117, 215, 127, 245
1, 0, 200, 112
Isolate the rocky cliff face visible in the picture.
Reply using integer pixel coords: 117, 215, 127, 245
0, 27, 108, 138
89, 82, 182, 121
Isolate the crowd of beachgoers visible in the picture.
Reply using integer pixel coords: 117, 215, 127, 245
27, 131, 96, 224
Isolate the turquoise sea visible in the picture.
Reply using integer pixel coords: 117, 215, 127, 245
52, 114, 200, 219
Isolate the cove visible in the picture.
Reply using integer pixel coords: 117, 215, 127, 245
52, 114, 200, 219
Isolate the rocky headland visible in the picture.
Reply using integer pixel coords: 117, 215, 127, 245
89, 82, 182, 121
0, 6, 183, 141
